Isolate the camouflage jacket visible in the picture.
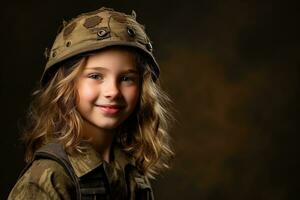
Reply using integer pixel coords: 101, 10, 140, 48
8, 142, 154, 200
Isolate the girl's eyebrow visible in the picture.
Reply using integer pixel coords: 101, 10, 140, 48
84, 66, 108, 71
122, 69, 139, 74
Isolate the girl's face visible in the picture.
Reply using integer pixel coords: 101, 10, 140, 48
76, 48, 140, 131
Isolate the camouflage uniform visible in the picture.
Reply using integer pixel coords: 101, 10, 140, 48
8, 142, 154, 199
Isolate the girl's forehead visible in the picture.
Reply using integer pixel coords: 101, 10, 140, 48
83, 48, 138, 70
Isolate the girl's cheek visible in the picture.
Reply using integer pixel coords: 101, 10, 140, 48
129, 86, 140, 104
79, 82, 99, 101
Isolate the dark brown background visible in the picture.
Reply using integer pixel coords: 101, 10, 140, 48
1, 0, 299, 199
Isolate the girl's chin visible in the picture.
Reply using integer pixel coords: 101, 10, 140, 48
94, 120, 123, 130
82, 118, 121, 131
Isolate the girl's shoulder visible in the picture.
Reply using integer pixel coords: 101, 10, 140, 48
8, 159, 74, 200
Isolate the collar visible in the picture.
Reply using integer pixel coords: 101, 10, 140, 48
67, 143, 135, 178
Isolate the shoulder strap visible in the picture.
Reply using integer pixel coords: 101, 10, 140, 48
125, 165, 154, 200
19, 142, 81, 200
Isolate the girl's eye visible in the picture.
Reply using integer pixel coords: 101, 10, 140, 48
120, 75, 136, 83
88, 74, 103, 80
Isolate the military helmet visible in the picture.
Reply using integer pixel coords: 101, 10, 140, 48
41, 7, 159, 85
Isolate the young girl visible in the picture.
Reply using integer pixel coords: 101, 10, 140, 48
8, 7, 173, 200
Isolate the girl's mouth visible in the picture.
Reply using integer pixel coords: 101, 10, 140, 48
98, 105, 124, 115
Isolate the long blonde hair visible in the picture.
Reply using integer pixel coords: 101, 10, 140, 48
23, 47, 174, 177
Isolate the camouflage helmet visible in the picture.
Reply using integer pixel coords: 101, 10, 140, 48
41, 7, 159, 85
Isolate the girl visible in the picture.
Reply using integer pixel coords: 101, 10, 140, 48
8, 7, 173, 200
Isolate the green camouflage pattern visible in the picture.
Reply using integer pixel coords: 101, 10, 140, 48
8, 144, 153, 199
41, 7, 159, 85
8, 159, 74, 199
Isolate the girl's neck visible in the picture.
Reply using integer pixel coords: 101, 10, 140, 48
81, 119, 115, 163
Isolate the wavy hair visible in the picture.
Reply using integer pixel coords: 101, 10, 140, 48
23, 47, 174, 177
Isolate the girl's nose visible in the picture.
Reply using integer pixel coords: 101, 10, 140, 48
102, 79, 120, 99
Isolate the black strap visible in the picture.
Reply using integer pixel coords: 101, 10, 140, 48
36, 142, 81, 200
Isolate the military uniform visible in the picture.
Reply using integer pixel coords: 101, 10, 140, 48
8, 142, 154, 200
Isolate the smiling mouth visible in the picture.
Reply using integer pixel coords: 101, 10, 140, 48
97, 105, 124, 115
